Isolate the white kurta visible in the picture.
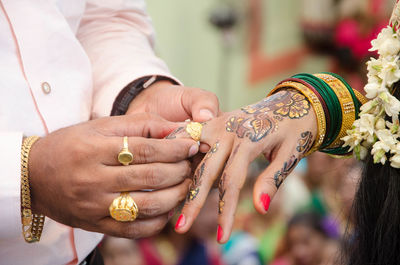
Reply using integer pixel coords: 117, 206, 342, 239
0, 0, 175, 264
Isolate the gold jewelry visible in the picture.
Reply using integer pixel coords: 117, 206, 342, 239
112, 137, 138, 221
118, 136, 133, 166
109, 192, 139, 222
271, 81, 327, 156
353, 89, 368, 105
21, 136, 45, 243
185, 122, 203, 142
314, 73, 356, 150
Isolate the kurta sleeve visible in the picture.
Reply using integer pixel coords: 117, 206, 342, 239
0, 132, 23, 239
76, 0, 179, 118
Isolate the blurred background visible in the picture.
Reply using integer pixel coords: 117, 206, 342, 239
100, 0, 394, 264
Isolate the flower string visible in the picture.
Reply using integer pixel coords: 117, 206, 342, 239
342, 25, 400, 167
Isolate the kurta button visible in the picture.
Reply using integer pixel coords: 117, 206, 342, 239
41, 82, 51, 94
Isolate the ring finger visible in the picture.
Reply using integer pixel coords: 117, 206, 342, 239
104, 178, 191, 219
103, 137, 198, 166
105, 160, 192, 192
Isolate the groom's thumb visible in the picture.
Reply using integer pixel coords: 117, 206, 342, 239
181, 87, 220, 122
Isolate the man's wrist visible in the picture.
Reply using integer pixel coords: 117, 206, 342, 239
111, 76, 177, 116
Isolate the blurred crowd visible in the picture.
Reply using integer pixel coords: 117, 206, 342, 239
99, 152, 362, 265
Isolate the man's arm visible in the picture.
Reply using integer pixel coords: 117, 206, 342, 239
77, 0, 179, 119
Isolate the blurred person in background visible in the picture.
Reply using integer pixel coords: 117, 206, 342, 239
270, 212, 339, 265
337, 162, 362, 228
220, 170, 263, 265
100, 237, 143, 265
303, 153, 357, 218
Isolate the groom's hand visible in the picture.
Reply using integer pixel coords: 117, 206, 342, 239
28, 113, 199, 238
126, 80, 220, 123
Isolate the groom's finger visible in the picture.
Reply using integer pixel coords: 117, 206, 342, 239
181, 87, 220, 122
106, 160, 192, 192
102, 137, 198, 165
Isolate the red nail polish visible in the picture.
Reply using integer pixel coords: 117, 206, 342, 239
175, 214, 186, 229
260, 193, 271, 212
217, 225, 223, 242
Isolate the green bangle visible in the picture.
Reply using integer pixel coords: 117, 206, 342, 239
292, 74, 334, 146
312, 75, 343, 149
322, 146, 351, 155
292, 74, 342, 149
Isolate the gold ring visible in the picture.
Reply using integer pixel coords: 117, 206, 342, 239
118, 136, 133, 166
185, 122, 203, 142
109, 192, 139, 222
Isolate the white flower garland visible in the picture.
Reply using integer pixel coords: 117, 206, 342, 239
342, 26, 400, 168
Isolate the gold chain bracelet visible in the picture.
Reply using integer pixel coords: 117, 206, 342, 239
21, 136, 45, 243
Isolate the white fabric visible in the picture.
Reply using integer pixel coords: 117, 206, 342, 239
0, 0, 175, 264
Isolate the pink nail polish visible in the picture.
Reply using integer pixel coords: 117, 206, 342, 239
217, 225, 223, 242
260, 193, 271, 212
175, 214, 186, 229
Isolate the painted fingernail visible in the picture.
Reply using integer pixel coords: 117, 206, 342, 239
199, 109, 214, 120
260, 193, 271, 212
175, 214, 186, 229
217, 225, 223, 242
189, 145, 199, 157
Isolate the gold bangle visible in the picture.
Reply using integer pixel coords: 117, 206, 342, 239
353, 89, 368, 105
21, 136, 45, 243
270, 81, 327, 156
314, 73, 356, 150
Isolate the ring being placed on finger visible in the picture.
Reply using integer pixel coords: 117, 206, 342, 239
185, 122, 203, 142
118, 136, 133, 166
109, 192, 139, 222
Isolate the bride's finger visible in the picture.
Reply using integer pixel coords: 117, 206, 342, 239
252, 131, 314, 213
252, 150, 301, 215
165, 120, 219, 145
175, 140, 232, 233
217, 144, 249, 243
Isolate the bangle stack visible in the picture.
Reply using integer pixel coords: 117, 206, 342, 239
21, 136, 45, 243
268, 72, 365, 156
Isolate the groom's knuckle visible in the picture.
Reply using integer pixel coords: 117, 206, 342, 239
125, 224, 141, 238
143, 167, 159, 187
135, 143, 155, 163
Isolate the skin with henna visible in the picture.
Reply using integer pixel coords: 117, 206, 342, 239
168, 89, 318, 243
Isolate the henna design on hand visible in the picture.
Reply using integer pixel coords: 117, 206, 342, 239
296, 131, 313, 154
217, 143, 241, 214
187, 141, 220, 201
188, 163, 205, 201
274, 155, 298, 189
218, 173, 226, 214
271, 91, 310, 119
242, 89, 310, 119
226, 90, 311, 143
206, 141, 219, 159
273, 131, 313, 188
165, 127, 185, 139
225, 114, 277, 142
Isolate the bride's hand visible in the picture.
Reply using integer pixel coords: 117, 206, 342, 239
170, 89, 318, 243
